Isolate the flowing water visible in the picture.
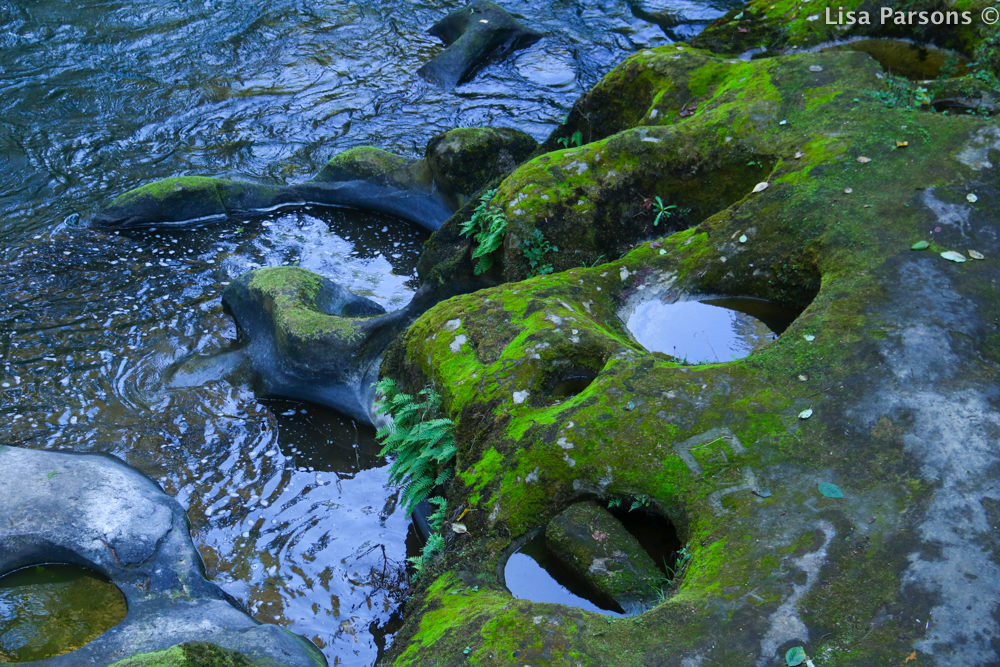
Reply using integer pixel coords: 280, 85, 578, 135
0, 0, 736, 663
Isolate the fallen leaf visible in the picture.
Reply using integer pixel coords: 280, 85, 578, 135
593, 530, 608, 541
906, 651, 917, 662
626, 400, 636, 411
967, 193, 978, 203
896, 141, 908, 148
809, 65, 823, 72
970, 249, 985, 260
779, 119, 788, 125
803, 334, 815, 342
739, 234, 748, 243
752, 181, 769, 193
818, 482, 844, 498
798, 374, 808, 381
451, 523, 468, 534
941, 250, 967, 263
794, 150, 805, 158
911, 240, 929, 250
857, 156, 871, 163
934, 226, 942, 233
738, 26, 748, 32
798, 408, 813, 419
786, 646, 808, 666
844, 187, 853, 194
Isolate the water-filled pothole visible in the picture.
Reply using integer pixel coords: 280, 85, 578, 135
624, 297, 799, 363
823, 39, 970, 80
504, 533, 626, 616
504, 501, 682, 616
0, 564, 127, 662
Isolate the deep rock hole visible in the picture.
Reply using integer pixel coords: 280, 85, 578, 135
503, 499, 681, 616
0, 563, 128, 662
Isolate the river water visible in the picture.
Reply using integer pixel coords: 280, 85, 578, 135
0, 0, 730, 663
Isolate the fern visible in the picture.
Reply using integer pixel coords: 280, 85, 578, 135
460, 188, 507, 275
374, 378, 457, 516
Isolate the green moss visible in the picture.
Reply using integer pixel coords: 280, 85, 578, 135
108, 643, 254, 667
312, 146, 409, 183
111, 176, 230, 208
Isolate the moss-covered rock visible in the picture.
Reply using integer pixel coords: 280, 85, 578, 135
221, 267, 393, 424
108, 642, 254, 667
381, 44, 1000, 666
546, 501, 663, 613
689, 0, 989, 59
426, 127, 537, 209
417, 0, 542, 89
311, 146, 410, 183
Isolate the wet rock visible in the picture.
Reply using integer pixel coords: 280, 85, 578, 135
546, 502, 662, 613
222, 267, 394, 425
312, 146, 411, 184
426, 127, 537, 209
93, 173, 452, 232
0, 445, 325, 667
417, 1, 542, 89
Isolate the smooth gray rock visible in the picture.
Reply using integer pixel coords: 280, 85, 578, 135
0, 445, 326, 667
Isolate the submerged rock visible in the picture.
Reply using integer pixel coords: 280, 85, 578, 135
0, 445, 325, 667
417, 1, 543, 89
546, 502, 662, 614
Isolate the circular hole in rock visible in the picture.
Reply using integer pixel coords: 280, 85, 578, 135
550, 370, 598, 399
624, 296, 799, 364
504, 500, 683, 615
822, 39, 969, 80
0, 563, 127, 662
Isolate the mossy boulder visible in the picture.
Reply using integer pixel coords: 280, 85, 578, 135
546, 501, 663, 613
426, 127, 537, 209
417, 0, 543, 89
222, 267, 395, 424
380, 44, 1000, 666
108, 642, 254, 667
311, 146, 410, 183
689, 0, 990, 66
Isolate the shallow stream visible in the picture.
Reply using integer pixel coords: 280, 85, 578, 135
0, 0, 734, 663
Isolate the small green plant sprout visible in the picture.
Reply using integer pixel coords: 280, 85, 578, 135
607, 498, 623, 509
521, 228, 558, 277
556, 130, 583, 148
374, 378, 456, 516
651, 196, 677, 226
460, 189, 507, 275
629, 495, 652, 512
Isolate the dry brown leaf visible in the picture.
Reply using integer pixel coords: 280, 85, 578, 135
857, 156, 871, 163
896, 141, 908, 148
905, 652, 917, 663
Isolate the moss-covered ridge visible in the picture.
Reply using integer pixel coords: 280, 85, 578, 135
383, 46, 1000, 666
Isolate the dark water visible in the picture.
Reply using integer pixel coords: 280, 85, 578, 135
625, 297, 799, 364
0, 0, 735, 663
0, 564, 127, 662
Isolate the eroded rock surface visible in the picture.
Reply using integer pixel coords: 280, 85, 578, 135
0, 445, 325, 667
379, 44, 1000, 667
